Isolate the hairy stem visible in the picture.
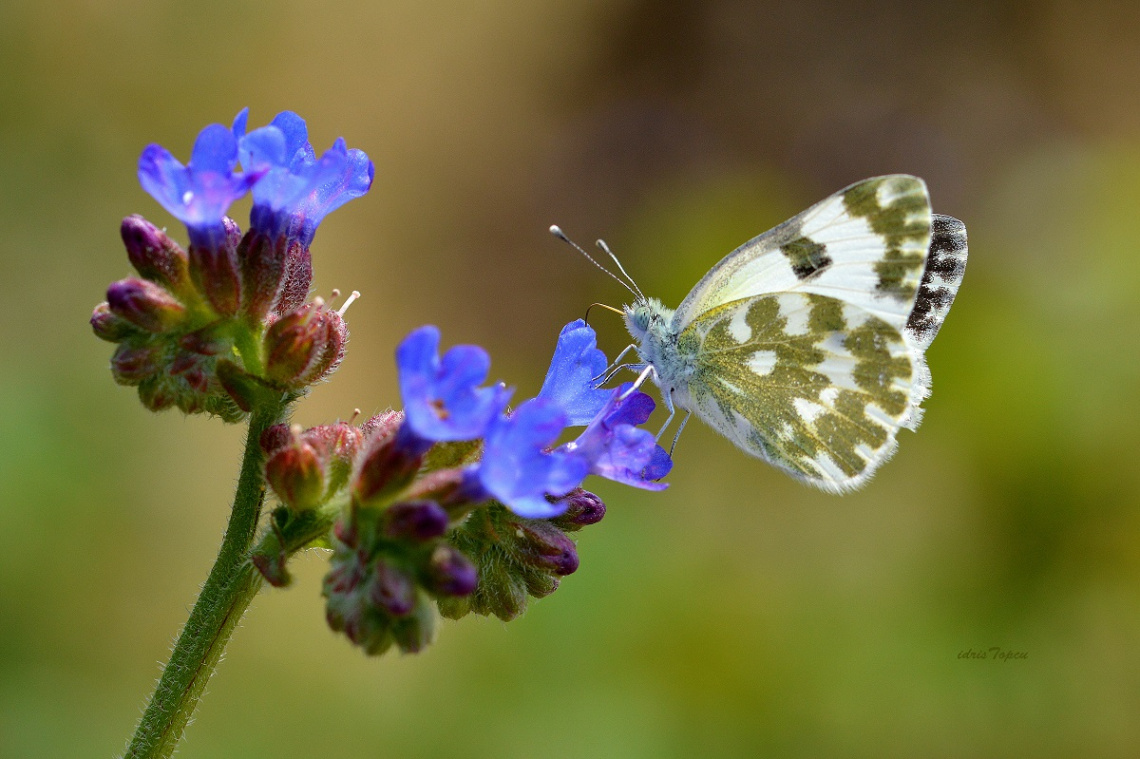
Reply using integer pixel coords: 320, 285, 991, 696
122, 402, 286, 759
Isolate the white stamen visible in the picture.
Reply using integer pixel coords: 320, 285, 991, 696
337, 290, 361, 316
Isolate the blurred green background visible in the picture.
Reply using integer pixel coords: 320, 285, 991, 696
3, 1, 1140, 756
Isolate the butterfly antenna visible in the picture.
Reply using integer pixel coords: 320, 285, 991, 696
550, 225, 640, 300
595, 238, 645, 301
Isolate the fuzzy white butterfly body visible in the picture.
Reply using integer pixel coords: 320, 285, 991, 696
618, 175, 968, 492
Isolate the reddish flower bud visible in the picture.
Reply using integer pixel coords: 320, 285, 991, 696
120, 215, 191, 292
368, 559, 417, 617
188, 218, 242, 317
90, 302, 141, 342
107, 277, 186, 333
385, 500, 449, 542
511, 519, 579, 576
361, 410, 402, 440
238, 231, 290, 325
424, 544, 478, 597
390, 600, 438, 654
138, 376, 177, 411
274, 245, 313, 316
549, 488, 606, 531
265, 428, 327, 511
178, 324, 230, 356
298, 309, 347, 385
352, 430, 422, 506
263, 302, 330, 385
215, 359, 278, 413
260, 423, 293, 455
111, 343, 162, 384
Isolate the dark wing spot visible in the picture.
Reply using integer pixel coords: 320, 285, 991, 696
906, 214, 968, 342
781, 236, 832, 280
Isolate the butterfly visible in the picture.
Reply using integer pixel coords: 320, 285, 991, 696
556, 174, 968, 493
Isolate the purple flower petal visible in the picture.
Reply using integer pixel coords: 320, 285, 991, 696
237, 111, 373, 246
138, 121, 257, 246
476, 398, 589, 518
537, 319, 611, 426
396, 326, 509, 442
561, 384, 671, 490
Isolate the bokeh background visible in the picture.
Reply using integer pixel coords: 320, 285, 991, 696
3, 1, 1140, 756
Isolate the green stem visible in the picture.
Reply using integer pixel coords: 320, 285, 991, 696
122, 401, 286, 759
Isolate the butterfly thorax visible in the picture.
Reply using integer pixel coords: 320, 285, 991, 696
624, 297, 695, 403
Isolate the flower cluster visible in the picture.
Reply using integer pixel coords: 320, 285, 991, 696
95, 111, 675, 660
91, 110, 373, 419
256, 319, 672, 653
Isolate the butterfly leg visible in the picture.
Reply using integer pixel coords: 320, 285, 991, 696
592, 344, 638, 384
651, 381, 676, 440
667, 411, 692, 456
626, 364, 657, 395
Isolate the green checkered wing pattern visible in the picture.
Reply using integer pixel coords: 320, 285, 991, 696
676, 291, 918, 492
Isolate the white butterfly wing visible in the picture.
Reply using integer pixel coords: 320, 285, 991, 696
672, 175, 933, 337
645, 175, 968, 491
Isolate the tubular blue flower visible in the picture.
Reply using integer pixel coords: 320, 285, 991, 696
473, 398, 589, 518
561, 383, 672, 490
235, 109, 374, 246
536, 319, 611, 426
138, 122, 260, 248
396, 326, 510, 443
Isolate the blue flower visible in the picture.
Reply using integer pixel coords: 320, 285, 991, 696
561, 383, 671, 490
536, 319, 612, 426
396, 326, 509, 443
473, 398, 589, 518
138, 122, 261, 248
234, 109, 373, 246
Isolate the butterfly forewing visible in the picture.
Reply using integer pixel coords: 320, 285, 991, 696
672, 175, 933, 335
675, 292, 916, 492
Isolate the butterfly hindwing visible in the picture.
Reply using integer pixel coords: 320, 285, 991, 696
905, 214, 968, 353
674, 291, 916, 492
672, 175, 933, 334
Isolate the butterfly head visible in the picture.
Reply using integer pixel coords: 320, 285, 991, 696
623, 297, 672, 343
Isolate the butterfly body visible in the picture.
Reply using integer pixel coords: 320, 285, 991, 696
619, 175, 968, 493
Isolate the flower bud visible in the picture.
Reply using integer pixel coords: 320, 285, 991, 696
263, 302, 330, 385
352, 428, 422, 506
215, 359, 277, 413
120, 215, 191, 292
361, 410, 402, 440
265, 431, 326, 511
274, 245, 313, 316
188, 218, 242, 317
303, 421, 363, 495
548, 488, 606, 531
424, 544, 478, 597
168, 352, 210, 393
107, 278, 186, 333
298, 309, 347, 385
260, 423, 293, 455
473, 561, 528, 621
238, 231, 289, 325
178, 324, 230, 356
111, 343, 162, 384
521, 568, 559, 599
368, 559, 417, 617
391, 598, 438, 654
385, 500, 449, 542
510, 519, 579, 576
90, 302, 142, 342
138, 376, 177, 411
